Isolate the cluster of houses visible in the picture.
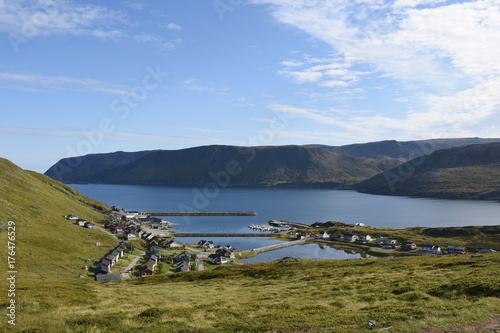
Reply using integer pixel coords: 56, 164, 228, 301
173, 252, 192, 273
65, 214, 96, 229
139, 237, 191, 276
140, 253, 161, 277
309, 230, 480, 255
104, 214, 170, 241
94, 244, 127, 281
198, 240, 236, 265
113, 211, 170, 228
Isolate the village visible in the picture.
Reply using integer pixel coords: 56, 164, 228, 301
64, 211, 497, 282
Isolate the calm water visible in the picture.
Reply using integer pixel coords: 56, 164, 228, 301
72, 184, 499, 261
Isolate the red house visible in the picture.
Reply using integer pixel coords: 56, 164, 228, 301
447, 245, 467, 254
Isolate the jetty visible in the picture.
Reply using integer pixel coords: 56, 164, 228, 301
146, 212, 257, 216
251, 239, 306, 253
174, 233, 279, 237
268, 219, 309, 229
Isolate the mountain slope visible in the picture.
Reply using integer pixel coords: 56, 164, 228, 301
0, 157, 116, 283
307, 137, 500, 158
45, 138, 500, 188
45, 145, 406, 187
356, 143, 500, 200
44, 150, 157, 184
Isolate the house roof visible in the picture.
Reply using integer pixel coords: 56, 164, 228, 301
448, 245, 466, 250
95, 273, 121, 282
175, 261, 190, 272
95, 266, 109, 274
101, 259, 112, 266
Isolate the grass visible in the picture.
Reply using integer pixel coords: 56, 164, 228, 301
4, 253, 500, 332
1, 157, 500, 332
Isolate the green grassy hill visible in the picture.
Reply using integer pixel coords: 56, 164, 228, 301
2, 158, 500, 332
0, 157, 118, 330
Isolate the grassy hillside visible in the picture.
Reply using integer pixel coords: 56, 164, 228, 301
356, 143, 500, 200
7, 254, 500, 332
2, 157, 500, 332
0, 157, 117, 328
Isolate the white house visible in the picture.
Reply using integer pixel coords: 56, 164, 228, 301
343, 234, 359, 242
316, 231, 330, 239
360, 234, 373, 242
377, 238, 397, 245
420, 244, 441, 254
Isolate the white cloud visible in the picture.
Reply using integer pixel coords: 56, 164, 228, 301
278, 54, 370, 89
166, 22, 182, 31
126, 1, 149, 10
0, 0, 128, 39
134, 33, 161, 43
252, 0, 500, 139
184, 79, 228, 95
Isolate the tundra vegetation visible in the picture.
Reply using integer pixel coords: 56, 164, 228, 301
1, 157, 499, 332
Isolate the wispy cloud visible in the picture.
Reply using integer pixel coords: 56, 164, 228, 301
0, 0, 128, 40
165, 22, 182, 31
181, 127, 227, 134
279, 55, 370, 88
184, 79, 228, 95
0, 126, 225, 145
0, 72, 137, 96
252, 0, 500, 139
125, 1, 149, 10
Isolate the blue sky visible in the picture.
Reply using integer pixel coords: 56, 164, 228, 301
1, 0, 499, 172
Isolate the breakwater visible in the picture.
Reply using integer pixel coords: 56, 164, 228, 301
251, 239, 306, 253
174, 233, 278, 237
268, 219, 309, 229
147, 212, 257, 216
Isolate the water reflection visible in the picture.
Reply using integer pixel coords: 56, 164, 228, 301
243, 243, 375, 263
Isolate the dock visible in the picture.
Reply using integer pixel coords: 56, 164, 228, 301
268, 219, 309, 229
174, 233, 278, 237
146, 212, 257, 216
251, 239, 306, 253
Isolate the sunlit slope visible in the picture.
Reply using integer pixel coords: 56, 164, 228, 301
0, 157, 115, 282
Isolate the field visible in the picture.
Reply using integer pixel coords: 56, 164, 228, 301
3, 253, 499, 332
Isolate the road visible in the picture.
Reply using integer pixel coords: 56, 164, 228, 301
121, 250, 146, 279
197, 258, 204, 271
96, 226, 120, 242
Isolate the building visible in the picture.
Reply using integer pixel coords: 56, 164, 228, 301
447, 245, 467, 254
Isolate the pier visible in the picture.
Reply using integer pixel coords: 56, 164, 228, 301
251, 239, 306, 253
174, 233, 279, 237
268, 219, 309, 229
146, 212, 257, 216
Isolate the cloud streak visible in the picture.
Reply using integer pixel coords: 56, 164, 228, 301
0, 126, 224, 145
0, 71, 139, 96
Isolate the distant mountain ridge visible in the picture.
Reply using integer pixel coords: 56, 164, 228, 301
356, 142, 500, 200
44, 138, 500, 199
45, 145, 406, 187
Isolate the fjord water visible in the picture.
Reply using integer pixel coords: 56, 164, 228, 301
71, 185, 499, 260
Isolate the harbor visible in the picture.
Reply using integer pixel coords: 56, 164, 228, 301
146, 211, 257, 216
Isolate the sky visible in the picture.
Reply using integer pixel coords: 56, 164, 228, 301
1, 0, 499, 172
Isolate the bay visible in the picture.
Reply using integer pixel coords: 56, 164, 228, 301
71, 184, 499, 261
